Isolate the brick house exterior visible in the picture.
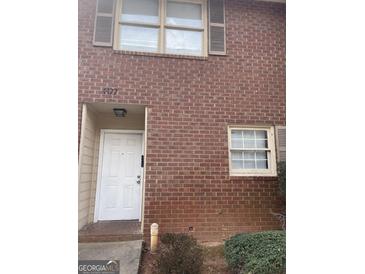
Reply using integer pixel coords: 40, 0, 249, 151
78, 0, 285, 242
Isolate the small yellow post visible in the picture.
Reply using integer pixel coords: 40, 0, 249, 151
150, 223, 159, 253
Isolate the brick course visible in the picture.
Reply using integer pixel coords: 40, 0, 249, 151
79, 0, 285, 242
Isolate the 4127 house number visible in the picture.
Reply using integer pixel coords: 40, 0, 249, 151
102, 88, 118, 95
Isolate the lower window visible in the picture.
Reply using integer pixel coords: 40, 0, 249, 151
228, 126, 277, 176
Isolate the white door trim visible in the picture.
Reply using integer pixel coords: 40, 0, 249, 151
94, 129, 145, 222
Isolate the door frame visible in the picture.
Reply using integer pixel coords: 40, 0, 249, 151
93, 129, 145, 222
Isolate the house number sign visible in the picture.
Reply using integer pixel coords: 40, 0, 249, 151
102, 87, 118, 95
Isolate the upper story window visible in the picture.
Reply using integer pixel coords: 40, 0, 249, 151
93, 0, 226, 56
115, 0, 207, 56
228, 126, 277, 176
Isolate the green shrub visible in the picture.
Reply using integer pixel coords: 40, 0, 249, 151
157, 233, 203, 274
224, 231, 286, 274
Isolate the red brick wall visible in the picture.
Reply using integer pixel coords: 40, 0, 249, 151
79, 0, 285, 242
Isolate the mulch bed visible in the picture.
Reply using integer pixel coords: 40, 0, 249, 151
138, 243, 232, 274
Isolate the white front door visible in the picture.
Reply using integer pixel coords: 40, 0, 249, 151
97, 132, 143, 221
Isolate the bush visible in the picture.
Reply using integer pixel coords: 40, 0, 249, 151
157, 233, 203, 274
224, 231, 286, 274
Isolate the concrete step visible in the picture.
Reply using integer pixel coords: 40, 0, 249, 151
79, 233, 143, 243
79, 220, 143, 243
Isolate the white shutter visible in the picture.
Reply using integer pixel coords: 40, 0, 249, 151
208, 0, 226, 55
93, 0, 116, 47
276, 126, 286, 162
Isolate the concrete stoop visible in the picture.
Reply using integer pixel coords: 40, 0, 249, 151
78, 240, 143, 274
79, 221, 142, 243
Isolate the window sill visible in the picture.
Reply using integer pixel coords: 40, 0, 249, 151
112, 49, 208, 61
229, 171, 278, 177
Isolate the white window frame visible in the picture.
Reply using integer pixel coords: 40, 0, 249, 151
113, 0, 208, 56
228, 126, 277, 177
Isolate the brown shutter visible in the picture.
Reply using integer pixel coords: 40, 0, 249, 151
276, 126, 286, 162
208, 0, 226, 55
93, 0, 116, 47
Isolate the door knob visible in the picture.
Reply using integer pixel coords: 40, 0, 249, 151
137, 175, 141, 184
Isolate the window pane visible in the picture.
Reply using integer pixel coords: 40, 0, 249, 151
120, 25, 158, 52
256, 139, 268, 149
232, 139, 243, 148
166, 1, 202, 28
244, 160, 255, 169
121, 0, 159, 24
232, 160, 243, 169
256, 151, 267, 160
243, 130, 255, 139
231, 151, 243, 160
257, 160, 268, 169
231, 130, 242, 139
255, 130, 267, 139
244, 151, 255, 160
165, 29, 202, 56
244, 139, 255, 148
